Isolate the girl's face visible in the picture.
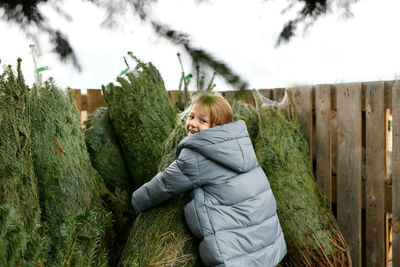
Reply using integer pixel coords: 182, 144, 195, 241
186, 103, 212, 136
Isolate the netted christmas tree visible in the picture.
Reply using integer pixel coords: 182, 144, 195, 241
85, 106, 132, 193
0, 204, 48, 266
0, 59, 39, 225
85, 106, 133, 264
30, 78, 112, 266
0, 59, 48, 266
118, 60, 208, 266
231, 98, 259, 144
102, 52, 177, 189
252, 90, 351, 266
118, 114, 201, 267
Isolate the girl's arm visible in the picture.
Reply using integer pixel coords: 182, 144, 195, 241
131, 148, 199, 213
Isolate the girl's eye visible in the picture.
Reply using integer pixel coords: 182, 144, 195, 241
189, 115, 194, 119
201, 119, 208, 124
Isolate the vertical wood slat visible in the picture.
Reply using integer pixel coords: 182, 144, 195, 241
87, 89, 105, 114
392, 80, 400, 267
336, 83, 362, 267
168, 90, 179, 107
258, 89, 272, 99
315, 84, 332, 203
291, 86, 313, 163
81, 94, 88, 112
387, 213, 391, 267
365, 81, 386, 266
272, 88, 284, 102
70, 89, 82, 113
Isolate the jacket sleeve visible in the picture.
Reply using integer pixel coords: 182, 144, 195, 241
131, 148, 200, 213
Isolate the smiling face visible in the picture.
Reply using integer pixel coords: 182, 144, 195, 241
185, 103, 212, 136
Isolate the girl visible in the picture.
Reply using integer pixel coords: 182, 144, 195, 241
131, 92, 286, 266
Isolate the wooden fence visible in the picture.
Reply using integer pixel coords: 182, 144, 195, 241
71, 81, 399, 267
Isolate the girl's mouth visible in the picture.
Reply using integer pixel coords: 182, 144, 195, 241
188, 128, 198, 135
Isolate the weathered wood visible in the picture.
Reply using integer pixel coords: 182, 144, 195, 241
168, 90, 179, 107
81, 94, 88, 112
315, 84, 332, 203
387, 213, 391, 267
72, 79, 395, 111
224, 90, 255, 106
336, 83, 362, 267
365, 81, 386, 266
258, 89, 272, 99
392, 80, 400, 267
291, 86, 313, 163
384, 81, 393, 110
327, 80, 393, 110
272, 88, 284, 102
87, 89, 105, 114
331, 175, 392, 213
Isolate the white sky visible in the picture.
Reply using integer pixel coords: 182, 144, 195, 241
1, 0, 400, 92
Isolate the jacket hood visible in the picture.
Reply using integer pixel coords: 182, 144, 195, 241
177, 120, 257, 173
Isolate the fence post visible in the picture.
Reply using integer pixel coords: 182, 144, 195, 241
336, 83, 363, 267
70, 89, 82, 113
392, 80, 400, 267
315, 84, 332, 203
291, 86, 313, 164
87, 89, 105, 114
365, 81, 386, 266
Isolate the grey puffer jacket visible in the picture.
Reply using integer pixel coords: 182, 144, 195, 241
131, 120, 286, 266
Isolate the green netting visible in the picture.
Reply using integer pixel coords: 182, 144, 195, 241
0, 59, 47, 266
232, 100, 259, 144
85, 106, 132, 192
253, 91, 351, 266
0, 205, 48, 266
30, 79, 113, 265
84, 106, 134, 265
51, 208, 112, 267
102, 53, 177, 189
118, 117, 200, 267
115, 57, 201, 266
0, 59, 39, 222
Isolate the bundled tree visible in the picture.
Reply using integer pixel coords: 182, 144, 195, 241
30, 78, 112, 266
252, 91, 351, 266
85, 107, 132, 193
0, 59, 48, 266
0, 59, 39, 224
229, 95, 259, 144
102, 52, 177, 189
118, 116, 200, 267
118, 68, 221, 266
85, 106, 133, 264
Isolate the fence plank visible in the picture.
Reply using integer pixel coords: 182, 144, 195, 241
365, 81, 386, 266
168, 90, 179, 107
272, 88, 284, 102
258, 89, 272, 99
336, 83, 362, 267
70, 89, 82, 112
224, 90, 255, 106
291, 86, 313, 163
392, 80, 400, 267
87, 89, 105, 114
315, 84, 332, 203
81, 94, 88, 112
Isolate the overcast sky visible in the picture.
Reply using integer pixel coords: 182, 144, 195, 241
1, 0, 400, 92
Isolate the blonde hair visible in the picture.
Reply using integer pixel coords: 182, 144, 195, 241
191, 92, 233, 126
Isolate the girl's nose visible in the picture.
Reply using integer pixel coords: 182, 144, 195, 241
189, 119, 198, 128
